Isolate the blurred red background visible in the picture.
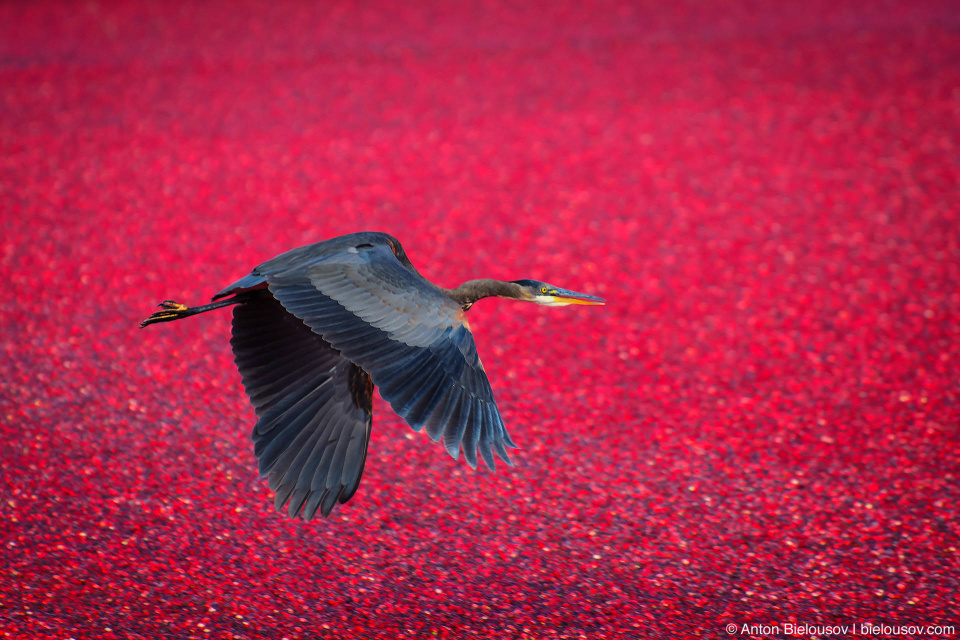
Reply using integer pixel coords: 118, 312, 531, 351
2, 0, 958, 637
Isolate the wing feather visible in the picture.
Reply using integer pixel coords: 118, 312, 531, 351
231, 295, 372, 520
254, 241, 516, 470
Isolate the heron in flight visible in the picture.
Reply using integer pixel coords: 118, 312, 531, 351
142, 232, 604, 520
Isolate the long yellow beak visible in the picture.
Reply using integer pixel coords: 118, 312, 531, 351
545, 288, 605, 306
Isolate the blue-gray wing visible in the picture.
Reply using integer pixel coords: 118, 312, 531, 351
255, 241, 515, 470
231, 294, 372, 520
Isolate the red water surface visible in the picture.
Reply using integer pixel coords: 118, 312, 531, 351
2, 1, 958, 638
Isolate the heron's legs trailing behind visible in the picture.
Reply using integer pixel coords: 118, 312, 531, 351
140, 297, 244, 327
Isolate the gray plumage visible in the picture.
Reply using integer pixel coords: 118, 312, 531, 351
142, 231, 604, 520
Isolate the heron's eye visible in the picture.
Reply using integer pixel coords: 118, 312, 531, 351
540, 286, 548, 294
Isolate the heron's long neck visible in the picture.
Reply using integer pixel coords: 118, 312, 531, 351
446, 279, 525, 308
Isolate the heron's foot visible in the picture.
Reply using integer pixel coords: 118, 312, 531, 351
159, 300, 189, 312
140, 300, 191, 327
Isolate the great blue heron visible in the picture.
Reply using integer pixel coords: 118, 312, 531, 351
142, 231, 604, 520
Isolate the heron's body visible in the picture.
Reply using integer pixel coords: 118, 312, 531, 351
143, 232, 603, 520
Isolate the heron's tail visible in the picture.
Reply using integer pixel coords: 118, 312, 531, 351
140, 297, 241, 328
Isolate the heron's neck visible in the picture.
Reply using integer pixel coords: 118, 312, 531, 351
446, 279, 525, 309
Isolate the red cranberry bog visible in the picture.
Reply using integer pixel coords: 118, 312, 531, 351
1, 1, 958, 638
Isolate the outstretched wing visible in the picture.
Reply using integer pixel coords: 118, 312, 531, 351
255, 241, 516, 470
231, 294, 372, 520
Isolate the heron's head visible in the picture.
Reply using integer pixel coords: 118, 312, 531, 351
511, 279, 605, 307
